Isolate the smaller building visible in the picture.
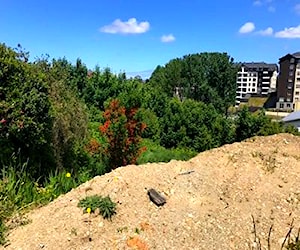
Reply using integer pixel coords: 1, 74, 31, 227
282, 110, 300, 131
235, 62, 278, 106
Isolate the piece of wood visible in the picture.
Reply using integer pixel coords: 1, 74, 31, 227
147, 188, 166, 206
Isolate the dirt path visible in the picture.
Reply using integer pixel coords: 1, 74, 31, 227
2, 134, 300, 250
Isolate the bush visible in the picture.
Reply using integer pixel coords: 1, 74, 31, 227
99, 99, 146, 170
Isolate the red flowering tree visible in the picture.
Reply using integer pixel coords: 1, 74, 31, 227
99, 99, 146, 170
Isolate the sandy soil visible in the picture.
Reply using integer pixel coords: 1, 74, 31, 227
2, 133, 300, 250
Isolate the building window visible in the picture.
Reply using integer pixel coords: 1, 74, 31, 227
291, 58, 295, 63
279, 97, 284, 102
280, 103, 284, 108
288, 78, 293, 82
287, 103, 291, 108
290, 64, 295, 70
297, 63, 300, 69
296, 84, 300, 88
296, 91, 300, 95
252, 88, 255, 92
289, 71, 294, 76
287, 98, 291, 102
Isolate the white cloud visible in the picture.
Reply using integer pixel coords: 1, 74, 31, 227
161, 34, 176, 43
100, 18, 150, 34
275, 25, 300, 38
257, 27, 273, 36
239, 22, 255, 34
253, 0, 262, 6
294, 4, 300, 15
268, 6, 275, 12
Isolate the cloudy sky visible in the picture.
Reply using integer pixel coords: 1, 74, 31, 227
0, 0, 300, 77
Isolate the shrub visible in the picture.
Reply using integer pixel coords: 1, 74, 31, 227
99, 99, 146, 170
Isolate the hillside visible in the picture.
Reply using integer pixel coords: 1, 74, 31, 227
2, 134, 300, 250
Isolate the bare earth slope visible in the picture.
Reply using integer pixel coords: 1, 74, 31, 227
3, 134, 300, 250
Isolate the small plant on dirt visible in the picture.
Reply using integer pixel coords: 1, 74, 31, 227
250, 216, 300, 250
78, 195, 116, 219
0, 219, 6, 245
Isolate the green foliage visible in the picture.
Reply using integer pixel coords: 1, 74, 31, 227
78, 195, 116, 220
137, 139, 197, 164
0, 219, 6, 245
235, 107, 294, 141
141, 85, 169, 118
287, 240, 300, 250
0, 159, 86, 245
148, 52, 238, 113
49, 79, 88, 170
284, 124, 300, 135
138, 108, 161, 142
117, 78, 144, 109
0, 43, 53, 175
160, 98, 234, 151
83, 67, 125, 110
43, 171, 77, 199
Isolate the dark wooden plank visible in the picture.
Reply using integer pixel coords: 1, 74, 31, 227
147, 188, 166, 206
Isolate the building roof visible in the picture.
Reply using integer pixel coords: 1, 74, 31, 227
282, 111, 300, 122
279, 52, 300, 62
237, 62, 278, 70
292, 52, 300, 58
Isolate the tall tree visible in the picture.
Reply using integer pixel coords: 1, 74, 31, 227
149, 52, 238, 113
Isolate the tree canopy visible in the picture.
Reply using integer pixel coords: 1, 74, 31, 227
148, 52, 238, 113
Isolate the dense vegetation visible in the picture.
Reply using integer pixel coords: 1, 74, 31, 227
0, 43, 298, 244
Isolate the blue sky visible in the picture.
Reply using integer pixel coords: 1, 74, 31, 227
1, 0, 300, 78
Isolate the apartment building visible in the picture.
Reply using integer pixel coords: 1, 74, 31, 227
276, 52, 300, 111
235, 63, 278, 106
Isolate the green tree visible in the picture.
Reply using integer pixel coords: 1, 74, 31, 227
0, 43, 53, 175
148, 52, 238, 113
159, 98, 232, 152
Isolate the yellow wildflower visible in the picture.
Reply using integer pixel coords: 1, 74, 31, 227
66, 172, 71, 178
87, 207, 91, 214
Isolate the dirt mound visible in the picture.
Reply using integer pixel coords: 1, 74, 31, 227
3, 134, 300, 250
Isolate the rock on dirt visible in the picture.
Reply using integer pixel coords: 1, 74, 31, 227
2, 133, 300, 250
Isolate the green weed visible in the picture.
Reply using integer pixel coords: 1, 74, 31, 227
137, 139, 196, 164
78, 195, 117, 220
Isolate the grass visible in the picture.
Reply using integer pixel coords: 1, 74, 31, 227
247, 97, 268, 107
137, 139, 197, 164
0, 160, 81, 245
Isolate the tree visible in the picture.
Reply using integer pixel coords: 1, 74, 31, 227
0, 43, 53, 175
159, 98, 232, 152
148, 52, 238, 113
